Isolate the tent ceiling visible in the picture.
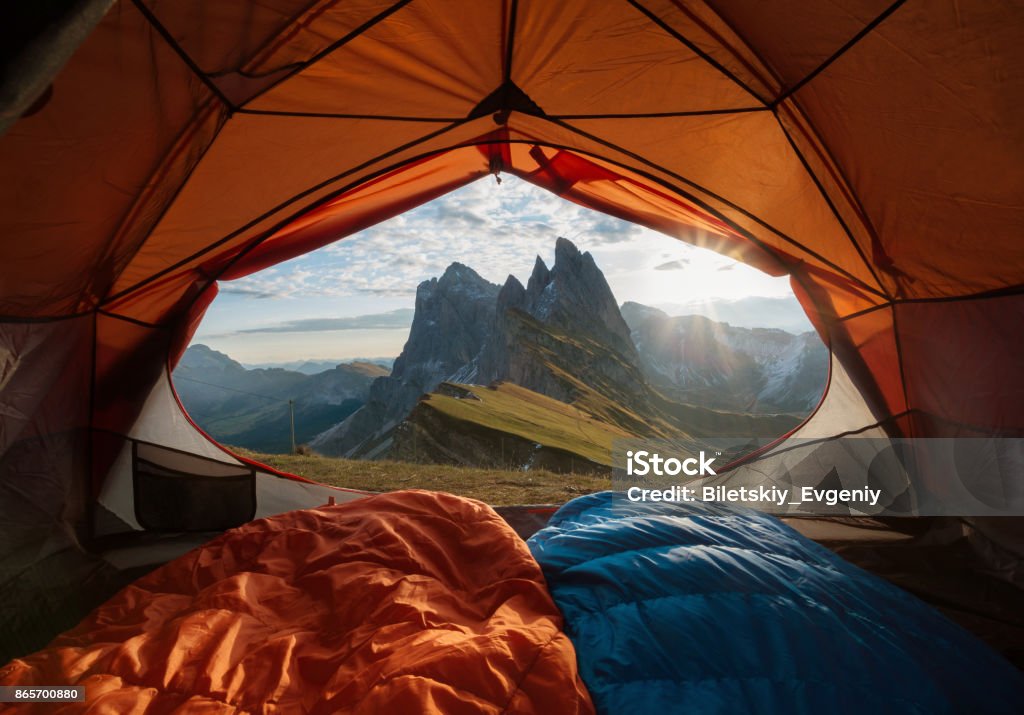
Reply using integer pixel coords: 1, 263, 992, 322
2, 0, 1022, 321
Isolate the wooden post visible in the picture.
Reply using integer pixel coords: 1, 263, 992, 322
289, 399, 296, 454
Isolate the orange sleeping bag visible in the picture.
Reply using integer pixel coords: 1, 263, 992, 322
0, 491, 594, 714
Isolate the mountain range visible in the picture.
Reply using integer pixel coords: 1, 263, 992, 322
173, 347, 387, 453
242, 357, 394, 375
652, 295, 815, 334
176, 238, 828, 464
622, 303, 827, 414
309, 238, 822, 468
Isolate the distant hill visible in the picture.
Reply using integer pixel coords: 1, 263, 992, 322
173, 345, 388, 453
242, 357, 395, 375
621, 303, 827, 414
653, 295, 814, 334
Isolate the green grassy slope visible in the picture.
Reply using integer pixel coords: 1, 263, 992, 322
421, 382, 636, 466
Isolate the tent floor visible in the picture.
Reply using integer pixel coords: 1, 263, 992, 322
0, 532, 219, 665
784, 516, 1024, 670
2, 512, 1021, 672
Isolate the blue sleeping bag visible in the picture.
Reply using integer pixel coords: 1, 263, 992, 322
527, 492, 1024, 714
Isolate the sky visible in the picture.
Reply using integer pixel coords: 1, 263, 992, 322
193, 175, 807, 364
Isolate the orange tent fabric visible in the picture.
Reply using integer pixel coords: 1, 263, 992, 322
0, 490, 595, 714
0, 0, 1018, 434
0, 0, 1022, 657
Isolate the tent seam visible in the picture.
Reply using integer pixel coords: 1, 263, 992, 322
770, 0, 908, 108
664, 0, 783, 98
236, 108, 464, 122
93, 106, 228, 310
770, 108, 889, 298
85, 310, 98, 546
503, 0, 519, 85
548, 106, 767, 120
722, 409, 914, 472
238, 0, 417, 111
225, 0, 339, 79
96, 308, 169, 331
689, 0, 911, 294
129, 0, 236, 112
889, 304, 914, 435
623, 0, 771, 106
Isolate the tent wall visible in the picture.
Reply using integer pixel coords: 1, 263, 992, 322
895, 295, 1024, 436
0, 317, 92, 584
96, 369, 366, 538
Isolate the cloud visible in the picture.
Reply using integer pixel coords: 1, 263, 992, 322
654, 259, 689, 271
716, 264, 736, 272
228, 309, 415, 335
581, 214, 643, 245
196, 174, 801, 360
214, 175, 667, 303
432, 205, 488, 227
219, 285, 280, 299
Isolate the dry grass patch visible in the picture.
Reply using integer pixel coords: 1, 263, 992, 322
233, 447, 610, 506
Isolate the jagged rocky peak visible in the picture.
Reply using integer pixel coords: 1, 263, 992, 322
409, 262, 496, 318
392, 263, 500, 380
312, 261, 501, 458
516, 236, 636, 357
620, 301, 669, 326
496, 273, 527, 313
527, 255, 551, 295
435, 261, 495, 295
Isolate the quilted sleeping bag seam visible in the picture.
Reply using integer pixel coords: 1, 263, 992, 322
549, 541, 845, 577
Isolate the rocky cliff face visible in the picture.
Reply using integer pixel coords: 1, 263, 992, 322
310, 263, 500, 457
312, 238, 649, 457
476, 237, 645, 407
509, 237, 634, 357
621, 302, 827, 414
